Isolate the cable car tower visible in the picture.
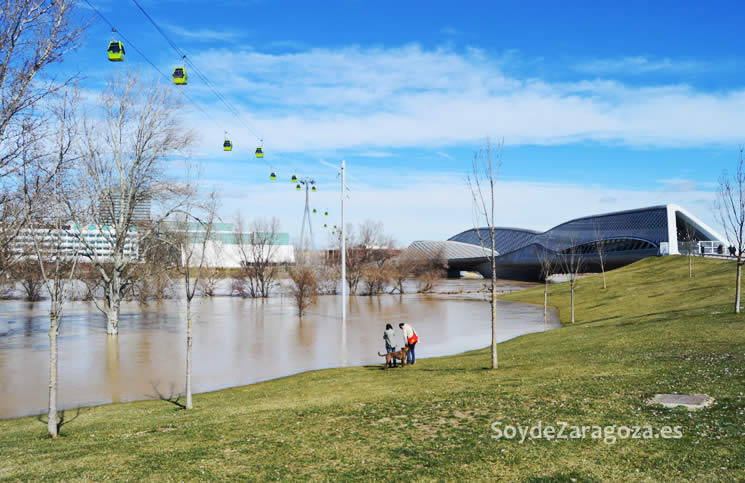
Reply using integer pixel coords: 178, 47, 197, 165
297, 177, 317, 257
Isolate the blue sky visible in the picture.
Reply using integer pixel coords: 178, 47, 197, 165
70, 0, 745, 245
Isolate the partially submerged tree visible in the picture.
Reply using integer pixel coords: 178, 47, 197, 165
64, 72, 194, 335
9, 258, 43, 301
288, 264, 318, 318
467, 138, 502, 369
716, 147, 745, 314
344, 220, 395, 295
233, 216, 282, 298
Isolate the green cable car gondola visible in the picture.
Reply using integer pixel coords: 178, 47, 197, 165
291, 175, 298, 182
107, 41, 125, 61
223, 132, 232, 151
333, 225, 337, 230
255, 147, 263, 158
324, 224, 328, 229
324, 211, 328, 216
296, 184, 301, 191
107, 29, 125, 62
270, 171, 277, 181
313, 209, 317, 214
173, 66, 187, 85
311, 186, 317, 192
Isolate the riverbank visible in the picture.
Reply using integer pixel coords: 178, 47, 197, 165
1, 256, 744, 480
0, 286, 555, 419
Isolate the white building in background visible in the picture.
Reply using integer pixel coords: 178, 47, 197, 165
11, 224, 140, 260
183, 222, 294, 268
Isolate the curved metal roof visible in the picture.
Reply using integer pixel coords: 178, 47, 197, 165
405, 240, 495, 261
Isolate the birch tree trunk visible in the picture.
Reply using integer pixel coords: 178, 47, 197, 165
736, 263, 742, 314
601, 266, 607, 289
185, 298, 193, 409
491, 233, 498, 369
105, 300, 120, 335
543, 281, 548, 331
47, 312, 59, 438
570, 280, 576, 323
105, 273, 121, 335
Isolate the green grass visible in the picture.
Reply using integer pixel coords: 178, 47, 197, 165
1, 256, 744, 480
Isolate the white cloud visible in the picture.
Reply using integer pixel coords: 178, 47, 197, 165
179, 45, 745, 153
163, 23, 245, 43
576, 56, 704, 75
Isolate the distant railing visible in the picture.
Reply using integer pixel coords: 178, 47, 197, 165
678, 240, 730, 257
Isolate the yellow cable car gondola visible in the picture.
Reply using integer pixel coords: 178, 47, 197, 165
296, 184, 301, 191
324, 211, 328, 216
291, 175, 298, 183
173, 66, 187, 85
312, 186, 317, 192
255, 146, 263, 158
324, 224, 328, 229
313, 209, 317, 214
223, 132, 232, 151
270, 171, 277, 181
107, 41, 125, 61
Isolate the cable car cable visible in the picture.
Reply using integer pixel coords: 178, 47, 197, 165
81, 0, 221, 127
129, 0, 264, 143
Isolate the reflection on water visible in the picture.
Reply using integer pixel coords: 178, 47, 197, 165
0, 290, 558, 419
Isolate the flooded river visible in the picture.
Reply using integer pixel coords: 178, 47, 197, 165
0, 285, 558, 419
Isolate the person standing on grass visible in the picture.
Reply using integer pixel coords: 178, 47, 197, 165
399, 322, 419, 365
383, 323, 398, 367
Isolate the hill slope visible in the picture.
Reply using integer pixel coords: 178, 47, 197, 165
1, 256, 744, 480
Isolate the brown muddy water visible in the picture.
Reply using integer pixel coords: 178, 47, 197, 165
0, 282, 558, 419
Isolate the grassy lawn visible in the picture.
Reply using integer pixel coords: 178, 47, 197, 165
1, 256, 744, 480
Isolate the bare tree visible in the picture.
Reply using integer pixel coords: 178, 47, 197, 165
63, 73, 194, 335
593, 223, 608, 289
716, 147, 745, 313
288, 264, 318, 318
315, 264, 340, 295
466, 138, 502, 369
679, 223, 698, 279
22, 89, 80, 438
198, 268, 222, 297
9, 258, 43, 301
557, 235, 585, 323
0, 0, 83, 277
539, 245, 554, 331
361, 262, 391, 296
234, 216, 282, 298
344, 220, 395, 295
165, 191, 217, 410
389, 253, 417, 295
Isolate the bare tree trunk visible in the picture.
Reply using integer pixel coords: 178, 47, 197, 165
601, 265, 607, 289
689, 253, 693, 278
543, 281, 548, 331
105, 296, 120, 335
47, 312, 59, 438
185, 298, 193, 409
736, 263, 742, 314
491, 244, 497, 369
570, 280, 575, 323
